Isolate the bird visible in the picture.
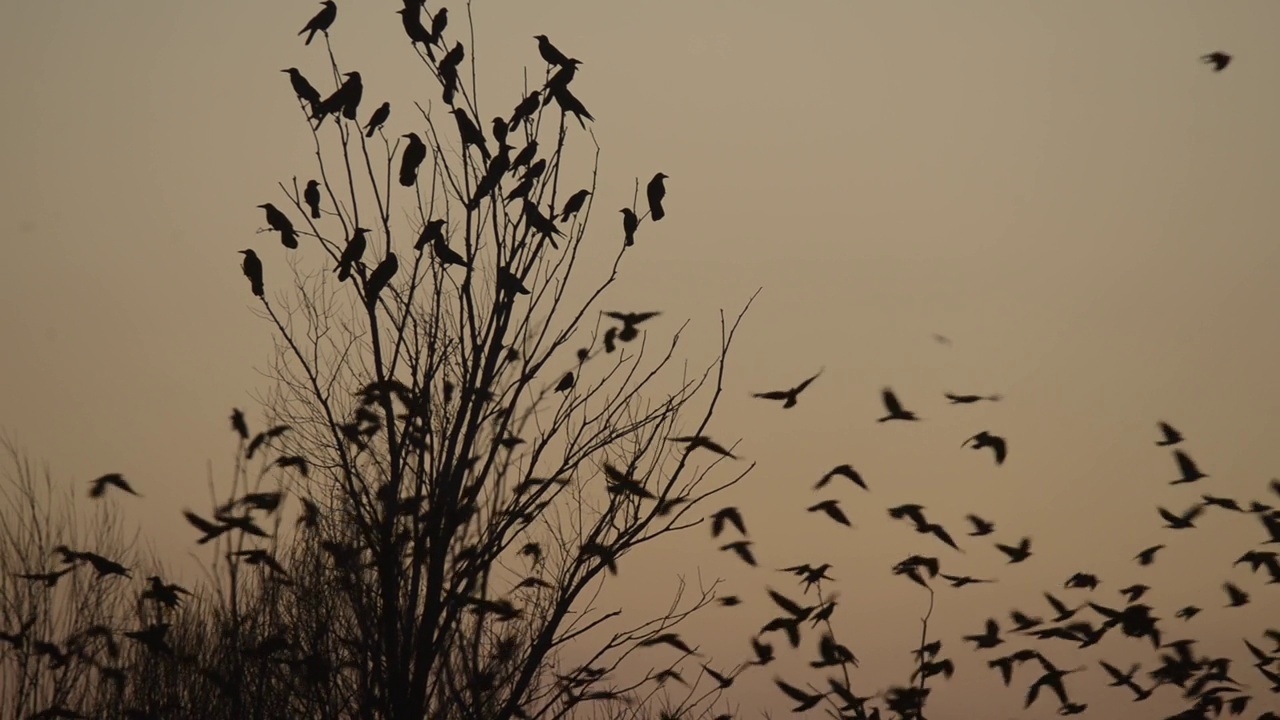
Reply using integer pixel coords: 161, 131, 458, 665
548, 85, 593, 128
534, 35, 575, 68
807, 499, 851, 527
963, 431, 1007, 465
89, 473, 138, 499
963, 619, 1004, 649
364, 253, 399, 308
364, 101, 390, 137
335, 228, 369, 282
647, 173, 668, 221
299, 1, 337, 46
753, 369, 823, 409
312, 71, 363, 123
815, 464, 867, 490
710, 507, 747, 537
604, 311, 660, 342
238, 250, 264, 297
620, 208, 638, 246
720, 541, 756, 567
1134, 544, 1164, 566
414, 218, 447, 252
946, 392, 1002, 404
399, 133, 427, 186
257, 203, 298, 249
282, 68, 321, 113
1155, 421, 1183, 446
396, 6, 432, 47
1223, 582, 1250, 607
303, 180, 322, 219
1169, 449, 1207, 484
497, 266, 530, 296
996, 537, 1033, 563
878, 388, 919, 422
669, 435, 737, 459
1201, 52, 1232, 72
1158, 503, 1204, 529
559, 189, 591, 222
966, 514, 995, 536
450, 108, 491, 161
432, 237, 469, 269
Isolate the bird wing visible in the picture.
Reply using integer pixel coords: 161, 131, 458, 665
882, 389, 903, 413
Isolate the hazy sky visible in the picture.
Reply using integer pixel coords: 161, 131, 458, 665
3, 1, 1280, 717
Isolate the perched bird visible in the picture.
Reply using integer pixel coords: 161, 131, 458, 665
451, 108, 491, 161
364, 101, 390, 137
508, 93, 542, 131
548, 84, 593, 128
1201, 52, 1232, 72
559, 189, 591, 222
239, 250, 264, 297
878, 388, 919, 422
414, 218, 447, 252
534, 34, 575, 68
396, 6, 432, 47
554, 372, 574, 393
753, 369, 823, 409
299, 1, 337, 46
646, 173, 668, 221
257, 203, 298, 249
497, 266, 530, 296
334, 228, 369, 282
303, 180, 322, 219
1155, 421, 1183, 446
364, 253, 399, 308
282, 68, 321, 113
620, 208, 638, 246
399, 133, 427, 186
89, 473, 138, 499
963, 431, 1007, 465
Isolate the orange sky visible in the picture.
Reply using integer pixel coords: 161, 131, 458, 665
2, 2, 1280, 717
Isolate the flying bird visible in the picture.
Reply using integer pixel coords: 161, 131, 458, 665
965, 514, 995, 536
1169, 449, 1207, 484
878, 388, 919, 422
710, 507, 747, 537
300, 1, 337, 46
753, 369, 823, 409
945, 392, 1002, 404
1134, 544, 1164, 566
815, 464, 867, 490
89, 473, 139, 498
1201, 52, 1232, 72
996, 537, 1033, 563
807, 499, 852, 527
1155, 421, 1183, 446
669, 435, 737, 459
963, 431, 1007, 465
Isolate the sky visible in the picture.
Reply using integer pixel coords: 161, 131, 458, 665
2, 1, 1280, 717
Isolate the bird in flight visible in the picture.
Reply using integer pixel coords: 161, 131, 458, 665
877, 388, 919, 422
1169, 449, 1208, 485
946, 392, 1001, 404
814, 464, 867, 491
963, 431, 1007, 465
89, 473, 139, 499
753, 369, 823, 409
1155, 421, 1183, 446
1201, 52, 1232, 72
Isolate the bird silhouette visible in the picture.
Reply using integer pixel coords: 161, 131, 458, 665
364, 101, 390, 137
966, 514, 996, 536
364, 253, 399, 308
299, 1, 337, 46
946, 392, 1002, 404
497, 266, 530, 296
282, 68, 321, 113
534, 34, 575, 68
508, 92, 542, 131
238, 250, 264, 297
807, 499, 852, 527
396, 6, 432, 47
1024, 654, 1085, 710
1158, 503, 1204, 529
303, 179, 322, 219
878, 388, 919, 422
720, 541, 756, 567
710, 507, 747, 537
1134, 544, 1164, 566
451, 108, 491, 161
554, 372, 574, 393
647, 172, 668, 221
1223, 582, 1250, 607
963, 619, 1004, 649
1155, 421, 1184, 446
605, 311, 660, 342
437, 42, 464, 104
1169, 449, 1208, 484
996, 537, 1033, 563
89, 473, 138, 498
334, 228, 369, 282
548, 85, 593, 128
399, 133, 427, 186
1201, 52, 1232, 72
559, 189, 591, 222
257, 203, 298, 249
669, 435, 737, 458
963, 430, 1007, 465
815, 464, 867, 490
753, 369, 823, 409
774, 678, 825, 712
620, 207, 638, 246
312, 71, 363, 123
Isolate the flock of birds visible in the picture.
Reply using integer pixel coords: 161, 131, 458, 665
241, 0, 673, 306
5, 2, 1271, 719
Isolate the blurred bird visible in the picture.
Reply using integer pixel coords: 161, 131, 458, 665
878, 388, 919, 422
670, 435, 737, 459
1134, 544, 1164, 566
364, 253, 399, 308
1155, 421, 1183, 446
89, 473, 138, 499
753, 369, 823, 409
1201, 52, 1232, 72
815, 464, 867, 490
1169, 449, 1207, 484
996, 537, 1033, 563
966, 514, 996, 536
963, 431, 1008, 465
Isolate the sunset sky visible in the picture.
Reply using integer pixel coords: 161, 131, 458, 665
3, 1, 1280, 717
